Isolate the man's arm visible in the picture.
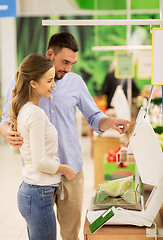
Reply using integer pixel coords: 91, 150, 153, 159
77, 76, 134, 135
99, 117, 133, 134
77, 76, 106, 134
0, 75, 23, 146
0, 123, 10, 140
0, 123, 23, 146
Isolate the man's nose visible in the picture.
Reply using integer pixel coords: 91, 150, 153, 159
64, 64, 72, 73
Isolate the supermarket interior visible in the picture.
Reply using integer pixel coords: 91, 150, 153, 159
0, 1, 163, 240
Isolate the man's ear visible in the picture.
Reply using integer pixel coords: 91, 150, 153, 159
30, 80, 37, 89
46, 49, 54, 61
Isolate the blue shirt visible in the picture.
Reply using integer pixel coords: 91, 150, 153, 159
0, 72, 106, 173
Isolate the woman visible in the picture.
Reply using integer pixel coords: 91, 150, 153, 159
9, 53, 77, 240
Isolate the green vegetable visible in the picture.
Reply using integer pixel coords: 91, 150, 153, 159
98, 176, 133, 197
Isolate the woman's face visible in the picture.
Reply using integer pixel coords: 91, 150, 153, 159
33, 66, 56, 99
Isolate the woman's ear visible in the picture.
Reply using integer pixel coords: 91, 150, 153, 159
30, 80, 37, 89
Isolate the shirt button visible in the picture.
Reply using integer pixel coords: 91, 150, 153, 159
51, 95, 54, 99
51, 110, 54, 113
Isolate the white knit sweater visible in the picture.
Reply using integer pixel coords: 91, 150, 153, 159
17, 102, 61, 186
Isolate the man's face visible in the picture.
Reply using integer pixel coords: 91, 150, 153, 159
47, 47, 78, 80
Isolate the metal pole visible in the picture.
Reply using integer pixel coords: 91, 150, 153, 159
126, 0, 131, 45
94, 0, 98, 57
160, 0, 163, 128
0, 19, 1, 100
42, 19, 163, 26
126, 0, 132, 112
92, 45, 152, 51
160, 0, 163, 27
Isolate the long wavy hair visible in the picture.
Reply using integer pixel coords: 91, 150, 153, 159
9, 53, 53, 131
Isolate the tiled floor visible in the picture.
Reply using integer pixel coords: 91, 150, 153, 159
0, 136, 95, 240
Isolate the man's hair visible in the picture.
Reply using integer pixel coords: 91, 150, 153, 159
48, 32, 79, 54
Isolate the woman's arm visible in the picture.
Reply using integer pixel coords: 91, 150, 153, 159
28, 108, 77, 180
29, 109, 60, 175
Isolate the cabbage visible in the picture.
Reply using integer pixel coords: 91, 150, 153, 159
98, 175, 133, 197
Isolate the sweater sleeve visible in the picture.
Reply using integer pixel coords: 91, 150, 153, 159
27, 108, 60, 175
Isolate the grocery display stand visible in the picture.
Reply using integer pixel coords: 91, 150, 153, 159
87, 24, 163, 239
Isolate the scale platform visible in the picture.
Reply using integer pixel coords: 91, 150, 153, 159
91, 189, 141, 211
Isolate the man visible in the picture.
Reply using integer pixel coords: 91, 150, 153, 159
0, 32, 132, 240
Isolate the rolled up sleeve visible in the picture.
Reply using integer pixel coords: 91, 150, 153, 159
0, 75, 15, 126
78, 78, 107, 134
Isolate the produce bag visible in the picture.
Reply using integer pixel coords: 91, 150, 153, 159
98, 176, 133, 197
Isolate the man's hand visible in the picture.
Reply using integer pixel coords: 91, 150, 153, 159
57, 164, 77, 181
6, 123, 23, 147
63, 165, 78, 181
99, 117, 134, 134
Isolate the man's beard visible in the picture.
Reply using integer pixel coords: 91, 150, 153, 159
55, 71, 67, 80
55, 74, 62, 80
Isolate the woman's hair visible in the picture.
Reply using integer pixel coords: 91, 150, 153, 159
9, 53, 53, 131
48, 32, 79, 55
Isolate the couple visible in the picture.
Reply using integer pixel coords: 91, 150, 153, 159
0, 32, 132, 240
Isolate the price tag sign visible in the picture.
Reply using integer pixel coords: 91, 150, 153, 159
137, 50, 152, 79
151, 28, 163, 85
115, 51, 134, 79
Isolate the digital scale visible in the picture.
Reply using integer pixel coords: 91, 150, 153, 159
87, 94, 163, 228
